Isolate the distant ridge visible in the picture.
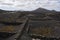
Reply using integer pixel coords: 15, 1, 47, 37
32, 8, 59, 13
0, 8, 60, 13
33, 8, 50, 12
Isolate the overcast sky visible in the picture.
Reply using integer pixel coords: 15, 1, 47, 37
0, 0, 60, 11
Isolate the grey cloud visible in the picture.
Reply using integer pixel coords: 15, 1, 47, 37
0, 0, 60, 11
